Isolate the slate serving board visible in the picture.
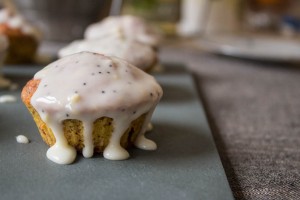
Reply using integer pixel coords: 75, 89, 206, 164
0, 64, 234, 200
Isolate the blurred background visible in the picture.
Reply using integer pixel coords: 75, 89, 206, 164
3, 0, 300, 41
1, 0, 300, 61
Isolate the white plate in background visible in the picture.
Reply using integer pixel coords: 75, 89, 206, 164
198, 34, 300, 62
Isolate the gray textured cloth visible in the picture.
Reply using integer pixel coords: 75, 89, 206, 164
160, 46, 300, 200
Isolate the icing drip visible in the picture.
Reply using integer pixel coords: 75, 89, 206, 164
135, 135, 157, 150
82, 120, 94, 158
146, 123, 153, 132
134, 106, 157, 150
103, 119, 131, 160
30, 52, 162, 164
46, 120, 76, 164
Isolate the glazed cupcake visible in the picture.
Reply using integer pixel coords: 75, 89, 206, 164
84, 15, 161, 47
0, 9, 40, 64
21, 52, 163, 164
58, 34, 157, 72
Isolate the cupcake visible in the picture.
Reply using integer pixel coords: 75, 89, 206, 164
84, 15, 161, 47
0, 33, 10, 89
58, 34, 157, 72
21, 52, 163, 164
0, 9, 40, 64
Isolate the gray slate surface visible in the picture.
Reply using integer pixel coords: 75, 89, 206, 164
0, 65, 233, 200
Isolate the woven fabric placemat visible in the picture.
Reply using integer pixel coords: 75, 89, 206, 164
160, 47, 300, 199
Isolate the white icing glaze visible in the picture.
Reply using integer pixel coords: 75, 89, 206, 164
16, 135, 29, 143
58, 36, 156, 71
0, 94, 16, 103
30, 52, 163, 164
84, 15, 161, 47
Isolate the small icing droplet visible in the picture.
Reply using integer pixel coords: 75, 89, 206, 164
16, 135, 30, 144
0, 95, 17, 103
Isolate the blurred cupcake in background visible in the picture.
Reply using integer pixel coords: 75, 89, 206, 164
0, 8, 40, 64
58, 33, 158, 72
59, 15, 162, 72
0, 33, 10, 88
0, 33, 8, 62
84, 15, 162, 48
11, 0, 111, 42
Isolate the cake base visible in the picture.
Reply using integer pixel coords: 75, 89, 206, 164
21, 79, 147, 153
